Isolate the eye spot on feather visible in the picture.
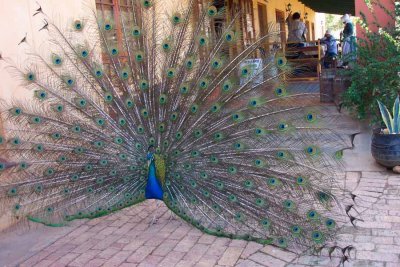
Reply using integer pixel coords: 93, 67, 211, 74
267, 177, 279, 187
170, 112, 178, 121
104, 23, 113, 31
244, 180, 254, 189
275, 56, 287, 68
325, 219, 336, 229
277, 238, 288, 248
312, 231, 324, 243
10, 107, 22, 116
291, 225, 301, 235
26, 72, 36, 82
142, 0, 152, 8
53, 56, 62, 66
172, 13, 182, 25
199, 37, 207, 46
228, 166, 237, 174
137, 125, 145, 134
81, 50, 88, 58
73, 146, 84, 154
210, 155, 218, 163
260, 218, 270, 229
190, 105, 199, 114
306, 113, 316, 122
278, 122, 288, 131
199, 79, 208, 89
114, 137, 124, 144
8, 188, 17, 197
186, 59, 193, 69
67, 79, 74, 86
283, 199, 295, 211
95, 69, 103, 78
74, 20, 83, 31
18, 162, 28, 170
335, 150, 344, 159
296, 176, 307, 185
214, 132, 224, 141
34, 144, 44, 152
275, 87, 286, 96
228, 194, 237, 202
111, 48, 119, 56
194, 129, 203, 138
255, 198, 265, 207
307, 210, 319, 220
207, 6, 217, 17
166, 69, 176, 79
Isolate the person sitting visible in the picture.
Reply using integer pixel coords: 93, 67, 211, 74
320, 29, 338, 68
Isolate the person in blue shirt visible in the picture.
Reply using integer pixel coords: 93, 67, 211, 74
320, 29, 338, 68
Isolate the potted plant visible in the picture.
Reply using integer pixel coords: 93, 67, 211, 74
371, 95, 400, 170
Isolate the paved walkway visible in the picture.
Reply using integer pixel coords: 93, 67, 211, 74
1, 127, 400, 267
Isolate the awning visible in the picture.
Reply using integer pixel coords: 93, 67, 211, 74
300, 0, 355, 15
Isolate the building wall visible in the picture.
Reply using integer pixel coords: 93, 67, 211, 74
0, 0, 96, 232
262, 0, 317, 39
355, 0, 396, 37
0, 0, 96, 102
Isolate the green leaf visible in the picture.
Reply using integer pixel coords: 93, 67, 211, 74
377, 100, 393, 133
393, 96, 400, 133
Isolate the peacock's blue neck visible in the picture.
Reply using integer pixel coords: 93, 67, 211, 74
144, 153, 164, 200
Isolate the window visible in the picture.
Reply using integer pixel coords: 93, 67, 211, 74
96, 0, 135, 66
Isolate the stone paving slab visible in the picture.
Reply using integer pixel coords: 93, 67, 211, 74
0, 170, 394, 267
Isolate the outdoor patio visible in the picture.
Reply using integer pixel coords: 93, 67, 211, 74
0, 118, 399, 267
0, 0, 398, 266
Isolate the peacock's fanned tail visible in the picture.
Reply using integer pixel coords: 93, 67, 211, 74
0, 0, 354, 252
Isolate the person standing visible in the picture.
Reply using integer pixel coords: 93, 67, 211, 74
340, 14, 356, 67
286, 11, 307, 48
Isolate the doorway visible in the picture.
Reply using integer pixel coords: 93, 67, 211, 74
275, 9, 286, 47
257, 3, 268, 53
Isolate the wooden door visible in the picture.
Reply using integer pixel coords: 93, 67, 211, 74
275, 9, 286, 47
257, 3, 268, 54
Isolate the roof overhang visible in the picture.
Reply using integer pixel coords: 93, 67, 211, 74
300, 0, 356, 15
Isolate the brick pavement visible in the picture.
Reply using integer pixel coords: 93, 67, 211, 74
6, 171, 397, 267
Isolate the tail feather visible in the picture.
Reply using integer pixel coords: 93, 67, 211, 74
0, 0, 355, 253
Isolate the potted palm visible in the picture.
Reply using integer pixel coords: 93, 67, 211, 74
371, 96, 400, 170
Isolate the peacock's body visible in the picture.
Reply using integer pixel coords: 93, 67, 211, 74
0, 0, 354, 254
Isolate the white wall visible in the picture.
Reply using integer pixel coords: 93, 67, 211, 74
0, 0, 96, 102
0, 0, 96, 231
315, 13, 326, 39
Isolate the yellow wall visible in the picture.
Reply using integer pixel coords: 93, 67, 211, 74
251, 0, 318, 41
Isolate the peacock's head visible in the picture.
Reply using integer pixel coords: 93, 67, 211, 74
147, 145, 155, 160
147, 145, 166, 185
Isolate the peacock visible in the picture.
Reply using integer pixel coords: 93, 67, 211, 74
0, 0, 356, 256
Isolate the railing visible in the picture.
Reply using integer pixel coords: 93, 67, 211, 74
282, 40, 324, 81
237, 40, 325, 82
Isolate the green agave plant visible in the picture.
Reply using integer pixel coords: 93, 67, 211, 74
377, 95, 400, 134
